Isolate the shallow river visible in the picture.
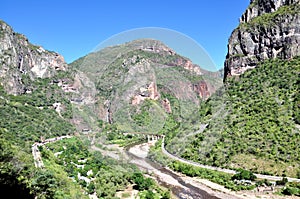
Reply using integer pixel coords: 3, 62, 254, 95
126, 142, 229, 199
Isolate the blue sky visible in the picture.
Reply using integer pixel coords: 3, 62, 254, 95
2, 0, 249, 70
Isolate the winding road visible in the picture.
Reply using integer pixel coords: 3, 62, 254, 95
161, 137, 300, 183
32, 133, 300, 184
32, 135, 72, 168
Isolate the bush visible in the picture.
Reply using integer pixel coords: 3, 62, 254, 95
282, 187, 299, 196
276, 177, 288, 186
232, 169, 256, 181
132, 173, 154, 190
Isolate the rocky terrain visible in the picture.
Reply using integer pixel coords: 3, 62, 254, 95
224, 0, 300, 79
0, 20, 67, 95
0, 19, 224, 199
1, 0, 300, 198
71, 39, 223, 132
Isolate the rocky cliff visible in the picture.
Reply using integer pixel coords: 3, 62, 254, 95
71, 39, 223, 128
0, 20, 67, 95
224, 0, 300, 80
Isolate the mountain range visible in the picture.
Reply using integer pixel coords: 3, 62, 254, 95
0, 0, 300, 198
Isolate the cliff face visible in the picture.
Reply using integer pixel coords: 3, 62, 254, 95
224, 0, 300, 80
0, 20, 67, 95
71, 39, 223, 124
240, 0, 299, 23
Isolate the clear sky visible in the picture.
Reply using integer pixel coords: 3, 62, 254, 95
1, 0, 249, 70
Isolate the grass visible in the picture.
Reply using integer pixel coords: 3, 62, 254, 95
229, 154, 299, 177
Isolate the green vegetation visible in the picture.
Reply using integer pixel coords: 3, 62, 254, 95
132, 172, 170, 199
148, 140, 172, 166
0, 67, 167, 198
70, 40, 221, 135
43, 137, 170, 198
149, 140, 256, 191
240, 3, 300, 30
232, 169, 257, 181
131, 99, 153, 127
0, 82, 74, 147
169, 161, 256, 191
280, 182, 300, 196
176, 57, 300, 178
43, 137, 132, 198
228, 53, 245, 59
102, 123, 145, 146
150, 140, 300, 196
248, 0, 258, 9
0, 71, 83, 198
28, 44, 41, 52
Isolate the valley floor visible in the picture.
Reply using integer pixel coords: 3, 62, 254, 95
121, 141, 300, 199
32, 135, 300, 198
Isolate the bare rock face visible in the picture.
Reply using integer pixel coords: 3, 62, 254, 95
131, 81, 160, 105
192, 81, 210, 100
175, 57, 202, 75
0, 20, 67, 94
71, 39, 223, 124
240, 0, 300, 23
224, 0, 300, 80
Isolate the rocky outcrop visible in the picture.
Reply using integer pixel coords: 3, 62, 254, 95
71, 39, 223, 127
175, 57, 202, 75
240, 0, 300, 23
136, 39, 176, 55
192, 81, 210, 100
224, 0, 300, 80
131, 82, 160, 105
0, 20, 67, 94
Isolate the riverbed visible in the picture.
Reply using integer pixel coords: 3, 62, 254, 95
127, 142, 243, 199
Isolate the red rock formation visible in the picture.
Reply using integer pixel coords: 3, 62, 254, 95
131, 81, 160, 105
175, 58, 202, 75
131, 95, 144, 105
192, 81, 210, 100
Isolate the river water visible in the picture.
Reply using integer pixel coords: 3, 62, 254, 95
126, 142, 225, 199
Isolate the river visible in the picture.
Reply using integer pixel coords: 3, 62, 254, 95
126, 142, 241, 199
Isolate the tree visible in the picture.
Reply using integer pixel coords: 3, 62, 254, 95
132, 173, 153, 190
232, 169, 256, 181
277, 177, 288, 186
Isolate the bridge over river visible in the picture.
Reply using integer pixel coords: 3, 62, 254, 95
123, 132, 164, 142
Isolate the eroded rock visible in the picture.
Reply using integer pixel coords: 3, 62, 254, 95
224, 0, 300, 80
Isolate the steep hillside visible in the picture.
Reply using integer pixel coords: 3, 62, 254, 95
169, 0, 300, 178
71, 39, 222, 133
178, 57, 300, 177
0, 21, 171, 199
0, 20, 90, 198
0, 20, 67, 95
224, 0, 300, 79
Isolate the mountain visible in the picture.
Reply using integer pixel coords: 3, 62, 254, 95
0, 20, 67, 95
0, 21, 172, 199
71, 39, 222, 133
0, 20, 87, 198
224, 0, 300, 80
2, 0, 300, 196
171, 0, 300, 179
0, 20, 223, 198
